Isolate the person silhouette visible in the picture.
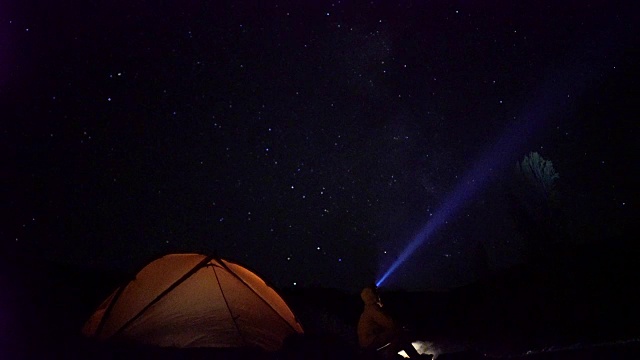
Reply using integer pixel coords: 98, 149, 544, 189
357, 285, 429, 359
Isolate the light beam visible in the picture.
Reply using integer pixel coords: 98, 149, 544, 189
375, 27, 619, 288
376, 115, 537, 287
377, 81, 572, 288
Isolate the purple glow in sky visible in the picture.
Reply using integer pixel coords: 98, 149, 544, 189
1, 14, 15, 94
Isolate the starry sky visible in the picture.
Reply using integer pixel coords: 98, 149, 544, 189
3, 1, 638, 291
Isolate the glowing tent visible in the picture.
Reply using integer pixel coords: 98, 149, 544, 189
82, 254, 303, 351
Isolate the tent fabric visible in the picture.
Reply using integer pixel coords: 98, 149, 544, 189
82, 254, 303, 351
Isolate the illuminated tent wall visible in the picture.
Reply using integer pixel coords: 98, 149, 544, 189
82, 254, 303, 351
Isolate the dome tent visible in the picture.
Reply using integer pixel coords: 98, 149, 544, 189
82, 254, 303, 352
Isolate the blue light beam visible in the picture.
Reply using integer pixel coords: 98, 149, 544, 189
376, 121, 533, 286
377, 90, 561, 288
375, 21, 627, 288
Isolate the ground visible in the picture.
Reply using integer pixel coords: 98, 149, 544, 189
1, 248, 639, 359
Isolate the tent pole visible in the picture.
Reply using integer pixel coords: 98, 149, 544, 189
211, 265, 247, 346
95, 284, 127, 338
215, 257, 302, 333
111, 255, 214, 339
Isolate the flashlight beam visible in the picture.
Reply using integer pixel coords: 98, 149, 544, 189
375, 25, 624, 288
377, 111, 542, 288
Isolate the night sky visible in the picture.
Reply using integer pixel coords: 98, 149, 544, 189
4, 1, 638, 291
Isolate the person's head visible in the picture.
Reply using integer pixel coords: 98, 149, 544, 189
360, 285, 379, 305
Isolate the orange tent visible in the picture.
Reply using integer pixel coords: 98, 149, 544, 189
82, 254, 303, 351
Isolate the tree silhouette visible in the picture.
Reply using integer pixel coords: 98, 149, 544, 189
509, 152, 563, 261
515, 152, 559, 204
